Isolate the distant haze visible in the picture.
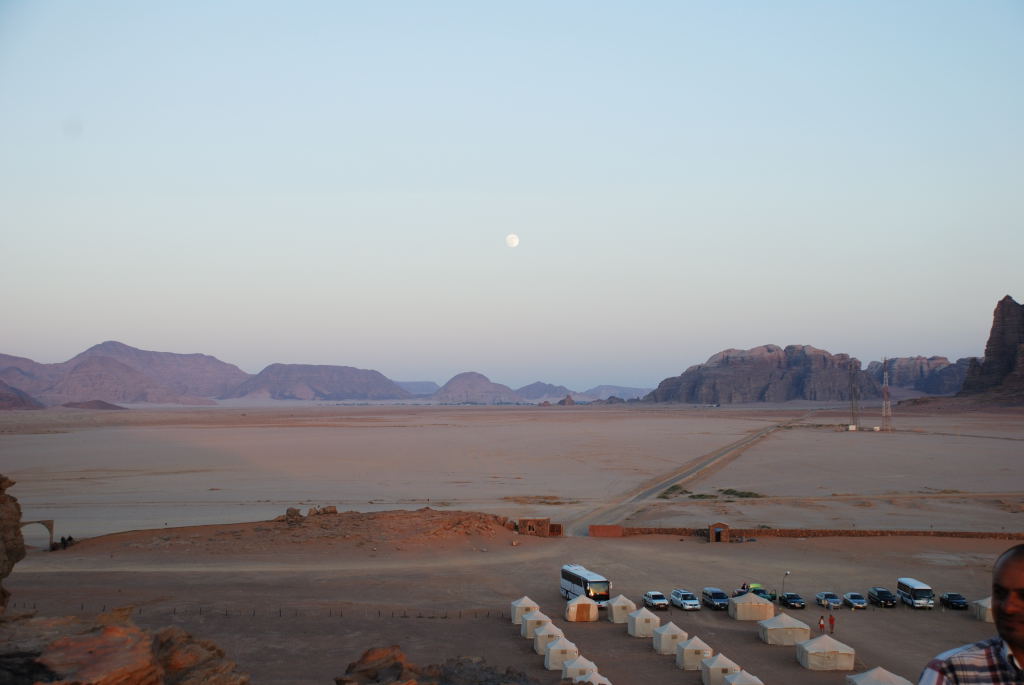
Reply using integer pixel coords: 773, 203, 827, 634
1, 2, 1019, 390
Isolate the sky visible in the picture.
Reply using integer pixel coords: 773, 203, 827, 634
1, 1, 1022, 391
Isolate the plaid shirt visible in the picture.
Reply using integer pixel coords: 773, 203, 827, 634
918, 637, 1023, 684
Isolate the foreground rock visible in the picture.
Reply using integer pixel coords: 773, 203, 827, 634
0, 475, 27, 612
336, 645, 539, 685
0, 610, 250, 684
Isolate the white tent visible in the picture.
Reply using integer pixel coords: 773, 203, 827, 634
566, 594, 599, 622
758, 612, 810, 645
574, 673, 612, 685
533, 622, 564, 655
724, 671, 764, 685
510, 595, 539, 625
676, 636, 713, 670
561, 655, 598, 680
701, 653, 740, 685
797, 634, 856, 671
627, 607, 661, 637
519, 610, 551, 639
728, 592, 774, 620
973, 596, 993, 623
544, 636, 579, 671
606, 594, 636, 623
653, 621, 688, 655
845, 666, 913, 685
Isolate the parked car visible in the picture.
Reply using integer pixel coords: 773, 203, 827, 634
750, 587, 776, 601
843, 592, 868, 609
779, 592, 806, 609
868, 586, 897, 607
815, 591, 842, 609
643, 591, 670, 610
702, 587, 730, 610
670, 589, 701, 611
940, 592, 969, 610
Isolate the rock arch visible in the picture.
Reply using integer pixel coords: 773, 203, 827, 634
20, 520, 54, 550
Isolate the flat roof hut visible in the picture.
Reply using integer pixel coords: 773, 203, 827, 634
566, 594, 599, 622
708, 521, 731, 543
519, 610, 551, 639
724, 671, 765, 685
533, 622, 564, 655
676, 636, 713, 670
845, 666, 913, 685
972, 596, 993, 623
729, 592, 774, 620
561, 655, 597, 680
511, 596, 539, 625
544, 636, 579, 671
700, 653, 740, 685
797, 634, 856, 671
653, 622, 688, 655
758, 612, 810, 645
627, 607, 660, 637
606, 594, 636, 624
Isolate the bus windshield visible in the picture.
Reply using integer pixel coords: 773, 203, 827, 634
586, 581, 610, 599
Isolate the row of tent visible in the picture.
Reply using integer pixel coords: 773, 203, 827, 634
512, 595, 916, 684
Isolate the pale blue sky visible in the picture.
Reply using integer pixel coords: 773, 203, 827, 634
1, 1, 1021, 390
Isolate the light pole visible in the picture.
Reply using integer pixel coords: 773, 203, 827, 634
781, 570, 791, 602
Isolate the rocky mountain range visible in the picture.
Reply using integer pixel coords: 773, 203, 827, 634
866, 356, 972, 396
431, 372, 525, 405
958, 294, 1024, 401
223, 364, 411, 401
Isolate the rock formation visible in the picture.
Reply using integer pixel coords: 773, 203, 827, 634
38, 355, 213, 406
336, 645, 539, 685
514, 381, 576, 403
0, 475, 26, 613
557, 394, 576, 406
223, 363, 411, 401
865, 356, 973, 395
61, 399, 128, 410
395, 381, 441, 396
431, 372, 524, 405
581, 384, 652, 401
959, 295, 1024, 401
646, 344, 880, 404
0, 380, 44, 410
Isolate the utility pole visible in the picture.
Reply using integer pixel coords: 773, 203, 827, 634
881, 357, 894, 432
849, 364, 861, 430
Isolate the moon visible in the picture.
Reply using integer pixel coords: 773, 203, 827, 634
505, 233, 520, 248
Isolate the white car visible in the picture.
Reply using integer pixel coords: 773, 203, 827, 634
643, 590, 670, 610
670, 588, 701, 610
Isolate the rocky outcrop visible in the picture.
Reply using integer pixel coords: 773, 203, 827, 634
71, 341, 251, 398
865, 356, 973, 395
61, 400, 128, 410
223, 364, 411, 401
0, 380, 44, 410
431, 372, 524, 405
646, 344, 880, 404
514, 381, 575, 403
557, 394, 576, 406
0, 611, 250, 685
0, 475, 26, 613
336, 645, 539, 685
960, 295, 1024, 400
581, 384, 652, 401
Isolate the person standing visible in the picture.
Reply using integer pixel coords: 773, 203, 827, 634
918, 543, 1024, 684
829, 612, 836, 634
818, 615, 826, 634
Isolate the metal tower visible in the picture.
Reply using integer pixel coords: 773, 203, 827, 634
881, 356, 894, 432
848, 363, 861, 430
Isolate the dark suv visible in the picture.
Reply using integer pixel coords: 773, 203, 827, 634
869, 586, 897, 607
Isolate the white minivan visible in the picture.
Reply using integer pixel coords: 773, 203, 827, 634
670, 588, 701, 610
896, 577, 934, 609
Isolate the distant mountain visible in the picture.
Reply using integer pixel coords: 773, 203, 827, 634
223, 363, 411, 401
395, 381, 440, 396
959, 295, 1024, 402
0, 379, 44, 410
515, 381, 575, 402
71, 341, 250, 398
582, 385, 652, 401
646, 344, 880, 404
62, 400, 127, 410
0, 354, 63, 398
38, 356, 213, 406
432, 372, 525, 405
866, 356, 974, 396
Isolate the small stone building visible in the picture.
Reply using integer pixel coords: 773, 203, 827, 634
708, 521, 731, 543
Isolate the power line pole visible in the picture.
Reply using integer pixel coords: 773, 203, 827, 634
849, 363, 861, 430
881, 356, 894, 432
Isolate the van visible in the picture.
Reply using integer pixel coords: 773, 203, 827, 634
896, 577, 934, 609
702, 587, 729, 610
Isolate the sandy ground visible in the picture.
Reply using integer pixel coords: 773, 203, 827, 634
3, 403, 1024, 684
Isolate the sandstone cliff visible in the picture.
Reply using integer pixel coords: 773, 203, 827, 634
431, 372, 524, 405
0, 380, 44, 410
223, 363, 411, 401
865, 356, 973, 395
0, 475, 26, 612
646, 344, 880, 404
959, 295, 1024, 401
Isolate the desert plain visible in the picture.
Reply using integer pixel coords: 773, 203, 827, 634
2, 402, 1023, 684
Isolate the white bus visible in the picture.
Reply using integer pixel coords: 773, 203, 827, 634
896, 577, 934, 609
560, 564, 611, 607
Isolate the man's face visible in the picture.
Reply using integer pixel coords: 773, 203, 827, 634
993, 552, 1024, 653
